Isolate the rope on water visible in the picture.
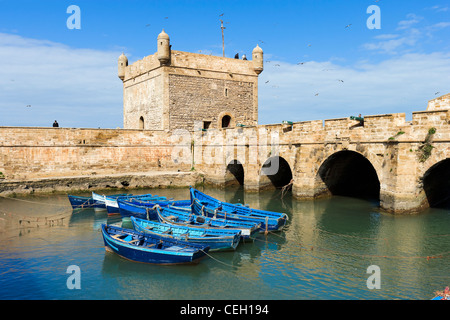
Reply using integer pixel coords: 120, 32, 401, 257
0, 193, 69, 207
200, 249, 238, 269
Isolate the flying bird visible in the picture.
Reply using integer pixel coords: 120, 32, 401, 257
337, 79, 344, 83
435, 92, 441, 95
315, 93, 319, 96
26, 105, 31, 107
345, 24, 352, 28
219, 13, 224, 16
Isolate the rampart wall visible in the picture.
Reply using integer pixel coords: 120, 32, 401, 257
1, 107, 450, 214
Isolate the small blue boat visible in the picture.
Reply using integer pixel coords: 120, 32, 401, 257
68, 193, 128, 210
190, 187, 288, 232
101, 224, 210, 265
130, 216, 241, 251
68, 195, 102, 210
117, 199, 164, 219
156, 205, 260, 240
102, 193, 168, 215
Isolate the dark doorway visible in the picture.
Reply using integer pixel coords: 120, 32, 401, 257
423, 159, 450, 208
317, 151, 380, 200
261, 156, 293, 189
226, 160, 244, 186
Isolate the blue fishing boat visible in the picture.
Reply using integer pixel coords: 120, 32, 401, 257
192, 198, 284, 233
88, 192, 132, 212
103, 193, 168, 215
68, 193, 128, 210
156, 205, 260, 240
127, 198, 192, 209
130, 216, 241, 251
68, 195, 101, 210
190, 187, 288, 232
101, 224, 210, 265
117, 199, 164, 219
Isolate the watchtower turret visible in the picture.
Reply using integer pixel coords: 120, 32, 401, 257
118, 53, 128, 80
157, 29, 171, 66
252, 44, 263, 75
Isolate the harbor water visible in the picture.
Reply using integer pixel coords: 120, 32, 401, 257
0, 186, 449, 300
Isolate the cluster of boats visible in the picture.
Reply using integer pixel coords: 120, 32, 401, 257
68, 187, 288, 265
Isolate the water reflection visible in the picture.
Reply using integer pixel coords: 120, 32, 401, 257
0, 187, 449, 300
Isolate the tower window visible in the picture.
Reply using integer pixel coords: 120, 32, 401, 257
224, 88, 228, 97
139, 116, 144, 130
221, 115, 231, 128
203, 121, 211, 130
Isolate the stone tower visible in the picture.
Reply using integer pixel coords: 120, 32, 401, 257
118, 30, 263, 131
157, 29, 170, 66
117, 53, 128, 80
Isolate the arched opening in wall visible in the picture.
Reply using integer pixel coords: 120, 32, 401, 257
317, 151, 380, 201
260, 156, 293, 190
139, 116, 145, 130
225, 160, 244, 186
221, 115, 231, 128
423, 159, 450, 208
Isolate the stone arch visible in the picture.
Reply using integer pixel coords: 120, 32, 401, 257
315, 150, 380, 200
422, 158, 450, 208
260, 156, 293, 190
225, 159, 244, 186
218, 111, 235, 128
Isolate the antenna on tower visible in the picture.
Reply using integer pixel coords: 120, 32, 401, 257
220, 19, 225, 57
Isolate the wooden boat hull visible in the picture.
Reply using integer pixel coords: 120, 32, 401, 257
156, 205, 260, 240
104, 194, 167, 215
101, 224, 209, 265
189, 187, 287, 232
192, 198, 284, 232
118, 199, 160, 219
68, 195, 104, 210
130, 216, 241, 251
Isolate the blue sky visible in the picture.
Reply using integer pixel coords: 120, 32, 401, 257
1, 0, 450, 128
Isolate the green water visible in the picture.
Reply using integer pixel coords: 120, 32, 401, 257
0, 186, 449, 300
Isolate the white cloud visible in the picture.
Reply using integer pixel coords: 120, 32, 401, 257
0, 33, 124, 128
428, 22, 450, 30
430, 5, 449, 12
397, 13, 423, 30
257, 53, 450, 124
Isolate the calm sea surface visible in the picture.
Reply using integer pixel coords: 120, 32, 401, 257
0, 186, 449, 300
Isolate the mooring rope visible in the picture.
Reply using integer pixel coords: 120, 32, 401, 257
0, 193, 70, 207
199, 249, 238, 269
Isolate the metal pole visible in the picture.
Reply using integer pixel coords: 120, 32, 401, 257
220, 19, 225, 57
